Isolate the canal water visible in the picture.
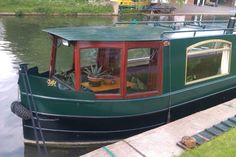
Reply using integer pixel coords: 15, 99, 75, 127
0, 15, 230, 157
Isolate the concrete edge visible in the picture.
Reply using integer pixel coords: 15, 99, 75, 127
0, 12, 235, 17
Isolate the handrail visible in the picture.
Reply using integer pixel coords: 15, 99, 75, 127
114, 20, 230, 31
20, 64, 49, 157
114, 20, 228, 25
161, 28, 235, 38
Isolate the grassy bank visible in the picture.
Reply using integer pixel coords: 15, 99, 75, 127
0, 0, 113, 15
178, 127, 236, 157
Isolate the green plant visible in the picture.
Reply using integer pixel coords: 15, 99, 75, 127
84, 64, 106, 78
15, 10, 23, 16
34, 7, 50, 13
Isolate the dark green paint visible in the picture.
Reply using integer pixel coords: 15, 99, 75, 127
20, 73, 169, 117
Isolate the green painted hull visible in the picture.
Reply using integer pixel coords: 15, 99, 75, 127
19, 34, 236, 143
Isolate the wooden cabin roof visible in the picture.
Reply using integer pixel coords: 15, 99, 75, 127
43, 26, 171, 42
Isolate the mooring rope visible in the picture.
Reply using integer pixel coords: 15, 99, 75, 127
102, 146, 116, 157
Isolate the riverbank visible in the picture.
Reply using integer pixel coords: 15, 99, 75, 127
0, 0, 236, 16
0, 0, 113, 16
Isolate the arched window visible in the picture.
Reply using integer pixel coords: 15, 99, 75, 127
185, 39, 232, 85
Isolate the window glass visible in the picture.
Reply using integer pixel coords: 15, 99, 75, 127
127, 48, 159, 94
80, 48, 97, 67
55, 40, 73, 73
55, 39, 74, 88
128, 48, 150, 67
80, 48, 121, 94
186, 40, 231, 84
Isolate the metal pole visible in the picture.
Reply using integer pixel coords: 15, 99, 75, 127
20, 64, 49, 157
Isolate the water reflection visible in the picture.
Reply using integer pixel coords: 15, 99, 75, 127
0, 15, 231, 157
24, 145, 97, 157
0, 19, 23, 157
0, 16, 114, 157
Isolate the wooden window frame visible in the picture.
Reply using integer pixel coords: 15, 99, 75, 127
49, 36, 57, 78
74, 41, 125, 99
49, 39, 163, 99
124, 41, 163, 99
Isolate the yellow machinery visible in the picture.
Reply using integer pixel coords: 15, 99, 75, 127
112, 0, 150, 9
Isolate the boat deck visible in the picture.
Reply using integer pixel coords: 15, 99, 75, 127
43, 20, 235, 42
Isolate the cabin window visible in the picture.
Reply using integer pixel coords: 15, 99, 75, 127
126, 48, 159, 94
186, 40, 231, 84
54, 39, 74, 88
80, 48, 121, 94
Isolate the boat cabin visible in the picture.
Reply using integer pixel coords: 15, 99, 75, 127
44, 24, 235, 100
45, 26, 165, 99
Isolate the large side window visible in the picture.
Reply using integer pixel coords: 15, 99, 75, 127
80, 48, 121, 94
186, 39, 231, 84
126, 48, 159, 94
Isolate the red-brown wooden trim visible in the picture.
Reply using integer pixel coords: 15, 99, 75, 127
78, 41, 123, 49
76, 41, 124, 99
96, 94, 122, 99
126, 41, 161, 48
49, 37, 57, 78
122, 42, 128, 98
124, 41, 163, 99
74, 41, 163, 99
125, 91, 160, 99
74, 42, 81, 91
158, 42, 163, 95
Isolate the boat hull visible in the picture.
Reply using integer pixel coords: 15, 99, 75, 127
23, 108, 168, 144
23, 85, 236, 146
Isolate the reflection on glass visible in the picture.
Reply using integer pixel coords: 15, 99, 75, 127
127, 48, 159, 94
186, 40, 231, 84
80, 48, 121, 94
55, 39, 74, 88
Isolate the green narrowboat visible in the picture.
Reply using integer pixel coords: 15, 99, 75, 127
11, 17, 236, 146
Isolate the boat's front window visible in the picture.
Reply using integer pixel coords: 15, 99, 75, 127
186, 39, 231, 84
126, 48, 159, 94
80, 48, 121, 94
54, 39, 74, 88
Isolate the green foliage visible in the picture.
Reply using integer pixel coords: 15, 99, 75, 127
33, 7, 50, 13
15, 10, 23, 16
0, 0, 113, 14
173, 0, 185, 6
178, 127, 236, 157
84, 65, 107, 78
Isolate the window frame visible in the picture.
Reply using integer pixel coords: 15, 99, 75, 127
74, 41, 125, 99
73, 41, 163, 99
124, 41, 163, 99
185, 39, 232, 85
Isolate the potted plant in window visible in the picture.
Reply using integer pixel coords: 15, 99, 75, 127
84, 65, 106, 87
